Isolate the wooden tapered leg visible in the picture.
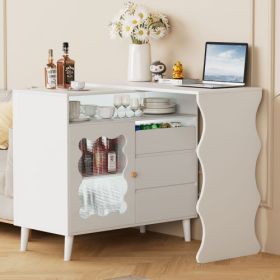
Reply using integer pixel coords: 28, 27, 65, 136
140, 225, 146, 234
64, 236, 74, 261
20, 227, 30, 251
182, 219, 191, 242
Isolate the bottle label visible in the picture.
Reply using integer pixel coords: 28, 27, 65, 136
108, 152, 117, 173
64, 65, 75, 85
46, 68, 57, 89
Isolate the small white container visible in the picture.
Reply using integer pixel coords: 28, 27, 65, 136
96, 106, 115, 119
71, 81, 85, 90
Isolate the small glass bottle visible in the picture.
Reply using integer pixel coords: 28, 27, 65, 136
93, 137, 108, 175
107, 138, 117, 174
57, 42, 75, 88
45, 49, 57, 89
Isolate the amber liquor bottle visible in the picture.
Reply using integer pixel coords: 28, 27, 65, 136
45, 49, 57, 89
57, 42, 75, 88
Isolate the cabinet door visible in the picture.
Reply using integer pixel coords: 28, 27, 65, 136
68, 122, 135, 235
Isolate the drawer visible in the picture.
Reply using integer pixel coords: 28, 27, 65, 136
136, 184, 197, 224
135, 151, 197, 189
136, 126, 196, 155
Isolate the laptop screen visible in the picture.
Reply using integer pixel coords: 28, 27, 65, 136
203, 42, 248, 84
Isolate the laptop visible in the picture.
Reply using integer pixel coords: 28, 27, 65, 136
180, 42, 248, 89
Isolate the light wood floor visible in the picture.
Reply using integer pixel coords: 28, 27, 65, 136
1, 223, 280, 280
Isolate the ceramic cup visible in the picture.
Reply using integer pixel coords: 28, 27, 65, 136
80, 105, 97, 117
69, 101, 80, 120
71, 81, 85, 90
96, 106, 115, 119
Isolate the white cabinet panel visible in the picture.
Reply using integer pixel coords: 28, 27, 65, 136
136, 126, 196, 155
68, 122, 135, 234
136, 184, 197, 224
275, 0, 280, 94
136, 151, 197, 189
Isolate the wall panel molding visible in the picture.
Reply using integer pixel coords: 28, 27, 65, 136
0, 0, 7, 89
253, 0, 275, 208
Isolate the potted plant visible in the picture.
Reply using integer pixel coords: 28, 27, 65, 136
109, 1, 170, 82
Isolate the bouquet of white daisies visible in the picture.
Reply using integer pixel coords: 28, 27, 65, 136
109, 1, 170, 44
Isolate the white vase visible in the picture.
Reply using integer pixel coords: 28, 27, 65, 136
127, 43, 151, 82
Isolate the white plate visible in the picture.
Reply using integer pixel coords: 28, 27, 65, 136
144, 102, 176, 109
70, 116, 90, 122
144, 98, 170, 103
143, 107, 176, 114
68, 87, 90, 92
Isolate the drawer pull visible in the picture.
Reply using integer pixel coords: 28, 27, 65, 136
131, 171, 138, 178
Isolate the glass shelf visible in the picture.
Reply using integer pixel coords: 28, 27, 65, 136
78, 135, 127, 219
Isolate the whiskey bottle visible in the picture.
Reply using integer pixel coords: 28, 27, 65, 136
45, 49, 57, 89
57, 42, 75, 88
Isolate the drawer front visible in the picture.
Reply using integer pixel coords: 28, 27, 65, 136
135, 151, 197, 189
136, 184, 197, 224
136, 126, 196, 155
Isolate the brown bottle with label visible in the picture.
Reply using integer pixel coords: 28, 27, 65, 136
57, 42, 75, 88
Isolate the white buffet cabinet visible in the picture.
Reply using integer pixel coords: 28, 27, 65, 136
13, 82, 262, 263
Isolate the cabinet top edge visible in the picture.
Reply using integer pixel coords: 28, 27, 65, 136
12, 82, 262, 97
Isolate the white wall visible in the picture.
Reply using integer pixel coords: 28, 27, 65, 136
2, 0, 278, 250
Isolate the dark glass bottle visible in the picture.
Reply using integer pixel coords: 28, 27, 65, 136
57, 42, 75, 88
79, 138, 93, 177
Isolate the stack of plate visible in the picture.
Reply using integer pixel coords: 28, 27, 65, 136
143, 98, 176, 115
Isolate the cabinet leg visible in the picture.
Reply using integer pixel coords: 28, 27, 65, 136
140, 225, 146, 234
64, 236, 74, 261
20, 227, 30, 251
182, 219, 191, 242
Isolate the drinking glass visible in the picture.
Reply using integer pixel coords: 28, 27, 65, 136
122, 95, 131, 118
113, 95, 122, 118
130, 97, 139, 117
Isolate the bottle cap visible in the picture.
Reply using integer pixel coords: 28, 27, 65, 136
63, 42, 69, 51
48, 49, 53, 57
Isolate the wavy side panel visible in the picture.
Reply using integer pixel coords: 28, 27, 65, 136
196, 89, 262, 263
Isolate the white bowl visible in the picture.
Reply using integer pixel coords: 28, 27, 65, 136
80, 105, 97, 117
96, 106, 115, 119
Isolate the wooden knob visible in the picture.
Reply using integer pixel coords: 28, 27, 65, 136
131, 171, 138, 178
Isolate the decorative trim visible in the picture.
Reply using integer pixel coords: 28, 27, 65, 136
260, 0, 275, 208
3, 0, 7, 90
0, 0, 5, 89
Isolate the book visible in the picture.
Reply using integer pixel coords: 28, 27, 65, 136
158, 78, 200, 85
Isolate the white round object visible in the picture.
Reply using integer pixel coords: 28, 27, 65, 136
80, 105, 97, 117
70, 116, 90, 122
117, 108, 126, 118
96, 106, 115, 119
144, 102, 176, 109
70, 81, 85, 90
126, 108, 134, 118
143, 107, 176, 115
144, 97, 170, 103
135, 109, 143, 117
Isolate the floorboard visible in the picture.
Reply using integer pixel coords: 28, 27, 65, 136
0, 223, 280, 280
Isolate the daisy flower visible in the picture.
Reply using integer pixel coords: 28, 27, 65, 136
122, 23, 133, 38
124, 15, 141, 28
135, 6, 149, 21
133, 27, 149, 43
150, 26, 167, 39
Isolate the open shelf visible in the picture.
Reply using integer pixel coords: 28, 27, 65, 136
69, 113, 197, 126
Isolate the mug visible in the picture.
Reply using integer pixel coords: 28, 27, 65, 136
71, 81, 85, 90
80, 105, 97, 117
96, 106, 115, 119
69, 101, 80, 120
